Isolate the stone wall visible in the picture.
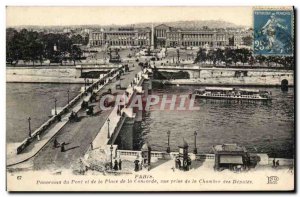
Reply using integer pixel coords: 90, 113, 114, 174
156, 67, 294, 86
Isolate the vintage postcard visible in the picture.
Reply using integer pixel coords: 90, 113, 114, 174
6, 6, 295, 192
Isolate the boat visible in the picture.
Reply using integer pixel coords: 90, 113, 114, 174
192, 87, 272, 100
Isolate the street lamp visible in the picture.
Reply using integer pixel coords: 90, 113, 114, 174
110, 144, 113, 170
193, 131, 198, 154
28, 117, 32, 138
67, 90, 70, 104
107, 118, 110, 138
166, 131, 171, 153
54, 98, 57, 115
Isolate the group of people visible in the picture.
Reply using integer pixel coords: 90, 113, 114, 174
53, 138, 66, 152
69, 111, 79, 122
113, 159, 122, 171
134, 157, 151, 172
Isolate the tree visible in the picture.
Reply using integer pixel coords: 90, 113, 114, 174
249, 55, 255, 67
215, 48, 225, 65
6, 28, 22, 65
176, 49, 180, 62
70, 45, 82, 65
6, 28, 85, 66
231, 49, 239, 66
71, 34, 85, 45
224, 48, 234, 67
256, 55, 266, 66
266, 56, 274, 67
283, 56, 294, 70
239, 48, 251, 65
242, 36, 253, 46
194, 48, 207, 64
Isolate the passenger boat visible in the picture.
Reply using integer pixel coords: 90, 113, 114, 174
192, 87, 272, 100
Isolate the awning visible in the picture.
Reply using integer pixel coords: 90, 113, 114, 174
219, 155, 243, 164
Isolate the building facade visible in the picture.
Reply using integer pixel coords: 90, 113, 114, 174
89, 24, 248, 48
165, 29, 229, 48
89, 27, 151, 47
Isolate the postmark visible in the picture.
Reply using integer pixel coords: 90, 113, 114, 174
253, 8, 294, 55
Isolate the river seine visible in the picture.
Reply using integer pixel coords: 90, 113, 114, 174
6, 83, 294, 158
116, 84, 294, 158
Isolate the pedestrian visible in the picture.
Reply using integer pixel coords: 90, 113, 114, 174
54, 138, 59, 148
177, 159, 181, 169
113, 160, 119, 171
134, 160, 139, 172
187, 157, 192, 171
57, 114, 61, 122
183, 160, 188, 171
90, 142, 93, 150
61, 142, 66, 152
273, 158, 276, 168
276, 160, 280, 167
37, 134, 40, 141
119, 158, 122, 170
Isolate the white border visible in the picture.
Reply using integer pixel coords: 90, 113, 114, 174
1, 0, 299, 196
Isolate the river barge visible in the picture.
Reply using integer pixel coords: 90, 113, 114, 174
193, 87, 272, 100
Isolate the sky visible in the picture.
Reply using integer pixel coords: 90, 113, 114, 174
6, 6, 253, 27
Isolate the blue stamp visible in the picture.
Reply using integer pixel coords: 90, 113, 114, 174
253, 9, 294, 55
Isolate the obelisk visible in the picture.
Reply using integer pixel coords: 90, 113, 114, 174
151, 23, 154, 50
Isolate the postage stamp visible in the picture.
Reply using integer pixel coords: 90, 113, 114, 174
253, 8, 294, 55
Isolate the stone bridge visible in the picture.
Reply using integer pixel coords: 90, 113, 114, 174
153, 65, 294, 86
75, 64, 120, 78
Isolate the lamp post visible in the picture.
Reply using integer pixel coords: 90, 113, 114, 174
107, 118, 110, 138
28, 117, 32, 138
193, 131, 198, 154
54, 98, 57, 115
67, 90, 70, 104
110, 144, 113, 170
166, 131, 171, 153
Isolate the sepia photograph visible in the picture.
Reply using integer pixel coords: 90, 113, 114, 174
5, 5, 295, 192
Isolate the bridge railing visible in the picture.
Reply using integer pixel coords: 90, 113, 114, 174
117, 150, 140, 157
16, 67, 122, 154
195, 154, 215, 160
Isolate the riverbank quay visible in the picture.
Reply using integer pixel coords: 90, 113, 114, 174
153, 65, 294, 86
7, 67, 122, 167
6, 65, 119, 84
